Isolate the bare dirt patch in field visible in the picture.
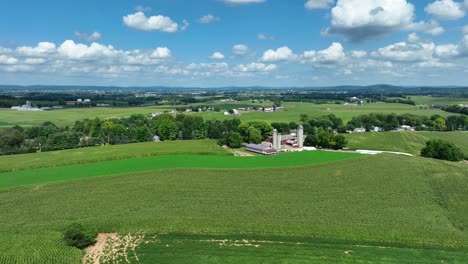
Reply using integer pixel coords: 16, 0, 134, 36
83, 233, 145, 264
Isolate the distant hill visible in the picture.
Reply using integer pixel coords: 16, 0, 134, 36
0, 84, 467, 92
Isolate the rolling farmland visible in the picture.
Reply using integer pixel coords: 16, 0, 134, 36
195, 101, 453, 123
0, 150, 361, 188
0, 154, 467, 263
0, 101, 454, 128
345, 131, 468, 157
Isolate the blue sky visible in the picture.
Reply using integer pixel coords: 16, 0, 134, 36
0, 0, 468, 87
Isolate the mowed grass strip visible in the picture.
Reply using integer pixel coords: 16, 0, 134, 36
0, 151, 361, 189
0, 155, 467, 263
0, 140, 230, 173
345, 131, 468, 156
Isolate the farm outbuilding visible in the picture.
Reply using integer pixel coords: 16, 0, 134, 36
244, 144, 278, 155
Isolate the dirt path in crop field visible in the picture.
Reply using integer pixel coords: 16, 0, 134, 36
234, 150, 255, 157
83, 233, 145, 264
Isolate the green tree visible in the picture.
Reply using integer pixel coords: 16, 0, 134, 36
333, 135, 348, 150
152, 114, 178, 141
238, 121, 273, 139
421, 139, 464, 162
227, 132, 243, 148
434, 117, 447, 131
247, 127, 263, 144
63, 223, 96, 249
100, 121, 128, 145
129, 126, 152, 143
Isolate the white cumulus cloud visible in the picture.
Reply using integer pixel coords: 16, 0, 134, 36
0, 55, 18, 64
58, 40, 117, 60
232, 44, 249, 55
209, 52, 225, 59
123, 12, 182, 32
17, 42, 56, 56
425, 0, 465, 21
260, 46, 297, 62
372, 41, 436, 62
303, 42, 346, 64
326, 0, 416, 41
234, 62, 277, 72
151, 47, 172, 59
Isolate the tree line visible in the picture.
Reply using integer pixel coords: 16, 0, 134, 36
442, 105, 468, 116
1, 112, 466, 156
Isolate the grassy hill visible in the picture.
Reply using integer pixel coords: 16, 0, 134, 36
0, 154, 467, 263
345, 131, 468, 157
0, 140, 229, 173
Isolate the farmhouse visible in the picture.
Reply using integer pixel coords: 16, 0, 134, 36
395, 125, 415, 132
353, 128, 366, 133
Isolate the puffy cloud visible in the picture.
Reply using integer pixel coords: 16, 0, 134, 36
426, 25, 445, 36
434, 44, 459, 58
209, 52, 225, 59
123, 12, 182, 32
406, 20, 445, 36
221, 0, 266, 4
198, 14, 220, 24
74, 31, 102, 42
151, 47, 172, 59
425, 0, 465, 21
305, 0, 334, 10
16, 42, 56, 56
0, 55, 18, 64
303, 42, 346, 64
372, 41, 436, 62
232, 44, 249, 55
58, 40, 118, 60
234, 62, 277, 72
260, 46, 298, 62
326, 0, 416, 41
